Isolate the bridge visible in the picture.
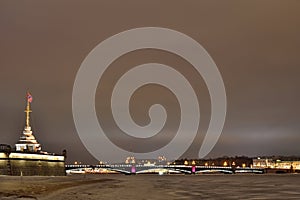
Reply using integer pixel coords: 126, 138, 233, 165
65, 164, 264, 175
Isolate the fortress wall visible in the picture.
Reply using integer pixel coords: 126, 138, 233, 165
0, 152, 65, 176
10, 159, 65, 176
0, 153, 10, 175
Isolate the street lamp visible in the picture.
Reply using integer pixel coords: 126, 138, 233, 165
223, 161, 228, 167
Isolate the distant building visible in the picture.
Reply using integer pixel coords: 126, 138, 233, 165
252, 158, 274, 168
276, 161, 300, 170
0, 92, 65, 176
253, 157, 300, 172
175, 156, 253, 168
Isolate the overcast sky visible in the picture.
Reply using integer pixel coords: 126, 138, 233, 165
0, 1, 299, 164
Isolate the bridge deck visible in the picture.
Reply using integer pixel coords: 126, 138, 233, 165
65, 164, 265, 174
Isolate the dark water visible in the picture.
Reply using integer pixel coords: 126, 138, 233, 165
41, 174, 300, 200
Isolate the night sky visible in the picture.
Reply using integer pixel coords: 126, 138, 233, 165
0, 1, 299, 164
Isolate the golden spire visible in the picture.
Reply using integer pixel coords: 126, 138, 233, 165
25, 92, 33, 127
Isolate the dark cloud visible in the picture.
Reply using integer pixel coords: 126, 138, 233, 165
0, 1, 299, 163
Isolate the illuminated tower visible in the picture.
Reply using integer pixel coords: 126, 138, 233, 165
15, 92, 41, 152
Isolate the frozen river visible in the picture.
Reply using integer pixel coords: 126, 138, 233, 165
1, 174, 300, 199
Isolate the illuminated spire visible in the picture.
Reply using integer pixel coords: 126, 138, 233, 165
15, 92, 41, 152
25, 92, 32, 128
